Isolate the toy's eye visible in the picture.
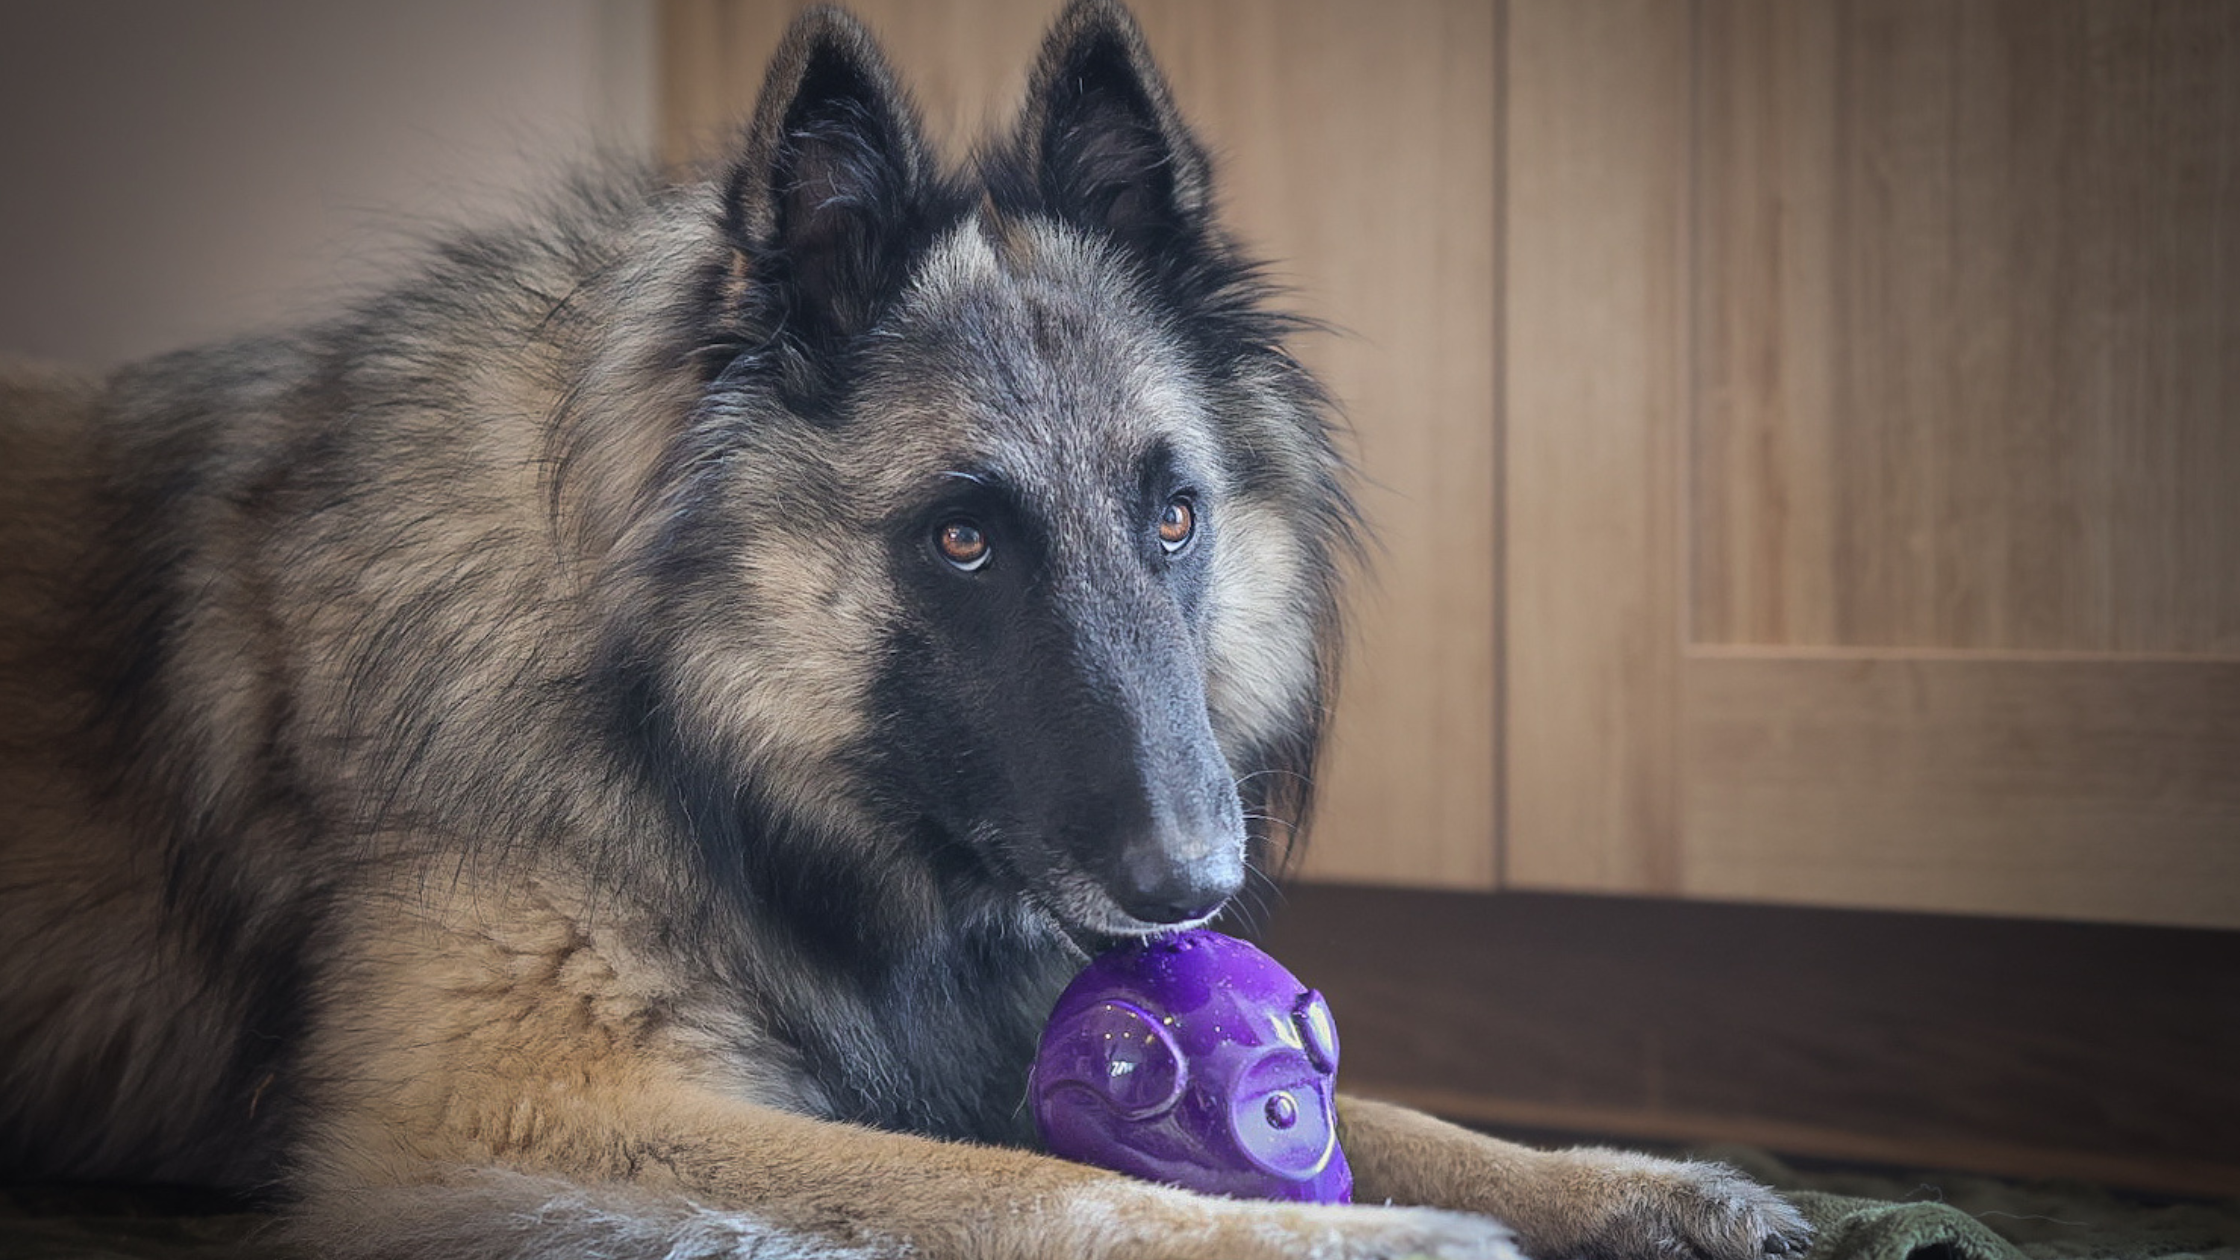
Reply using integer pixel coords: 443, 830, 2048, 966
1293, 990, 1338, 1074
1051, 1000, 1185, 1118
935, 518, 989, 571
1157, 496, 1195, 553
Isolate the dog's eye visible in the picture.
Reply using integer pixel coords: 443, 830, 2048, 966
935, 518, 990, 571
1157, 497, 1195, 553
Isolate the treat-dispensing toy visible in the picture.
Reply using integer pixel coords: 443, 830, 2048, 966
1030, 928, 1351, 1203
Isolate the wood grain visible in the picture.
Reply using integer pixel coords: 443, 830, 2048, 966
1503, 0, 1690, 894
1680, 651, 2240, 928
1688, 0, 1841, 650
660, 1, 1502, 889
1508, 0, 2240, 927
1260, 882, 2240, 1198
1692, 0, 2240, 653
1141, 1, 1499, 888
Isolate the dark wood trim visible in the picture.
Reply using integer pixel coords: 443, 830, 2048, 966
1253, 884, 2240, 1198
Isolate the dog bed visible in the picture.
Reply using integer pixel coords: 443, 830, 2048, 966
4, 1147, 2234, 1260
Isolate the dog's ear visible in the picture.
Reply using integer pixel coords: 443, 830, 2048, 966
723, 6, 933, 350
1010, 0, 1214, 259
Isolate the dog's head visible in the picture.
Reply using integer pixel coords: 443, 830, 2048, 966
620, 1, 1350, 946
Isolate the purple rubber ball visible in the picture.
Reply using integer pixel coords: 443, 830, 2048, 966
1031, 929, 1352, 1203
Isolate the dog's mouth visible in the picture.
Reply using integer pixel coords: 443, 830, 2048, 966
1017, 849, 1243, 949
954, 827, 1230, 946
917, 810, 1241, 949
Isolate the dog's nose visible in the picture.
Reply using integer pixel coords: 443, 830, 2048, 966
1112, 840, 1242, 924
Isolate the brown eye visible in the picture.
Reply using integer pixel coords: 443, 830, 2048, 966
1157, 497, 1195, 553
935, 518, 989, 571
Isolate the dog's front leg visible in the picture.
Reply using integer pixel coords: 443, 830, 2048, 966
301, 1084, 1526, 1260
1337, 1096, 1811, 1260
294, 881, 1522, 1258
596, 1090, 1533, 1260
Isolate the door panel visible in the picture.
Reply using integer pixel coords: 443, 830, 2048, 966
1504, 0, 1691, 895
1508, 0, 2240, 927
1693, 0, 2240, 652
1683, 652, 2240, 927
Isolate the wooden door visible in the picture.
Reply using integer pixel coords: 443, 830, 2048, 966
1506, 0, 2240, 928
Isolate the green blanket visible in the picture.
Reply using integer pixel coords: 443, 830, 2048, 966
1726, 1146, 2240, 1260
3, 1150, 2234, 1259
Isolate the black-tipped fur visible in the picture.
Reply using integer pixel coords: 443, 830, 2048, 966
709, 7, 969, 407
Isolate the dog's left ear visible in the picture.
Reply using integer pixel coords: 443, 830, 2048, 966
1009, 0, 1214, 259
723, 7, 935, 352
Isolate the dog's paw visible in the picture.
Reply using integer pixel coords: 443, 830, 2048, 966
1526, 1149, 1811, 1260
1205, 1200, 1521, 1260
1303, 1203, 1526, 1260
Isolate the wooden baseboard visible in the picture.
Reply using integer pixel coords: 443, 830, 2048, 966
1252, 884, 2240, 1199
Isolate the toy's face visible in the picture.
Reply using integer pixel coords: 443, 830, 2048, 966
1214, 987, 1341, 1181
1032, 931, 1351, 1203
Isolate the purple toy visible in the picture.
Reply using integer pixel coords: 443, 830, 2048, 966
1031, 929, 1351, 1203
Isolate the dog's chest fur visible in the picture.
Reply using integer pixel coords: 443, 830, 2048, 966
775, 919, 1081, 1145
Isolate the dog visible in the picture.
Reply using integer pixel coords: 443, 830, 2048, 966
0, 3, 1811, 1256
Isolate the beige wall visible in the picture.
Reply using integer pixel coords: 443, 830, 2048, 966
0, 1, 656, 367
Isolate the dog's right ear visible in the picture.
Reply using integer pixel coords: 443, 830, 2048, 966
1004, 0, 1215, 264
721, 6, 934, 353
